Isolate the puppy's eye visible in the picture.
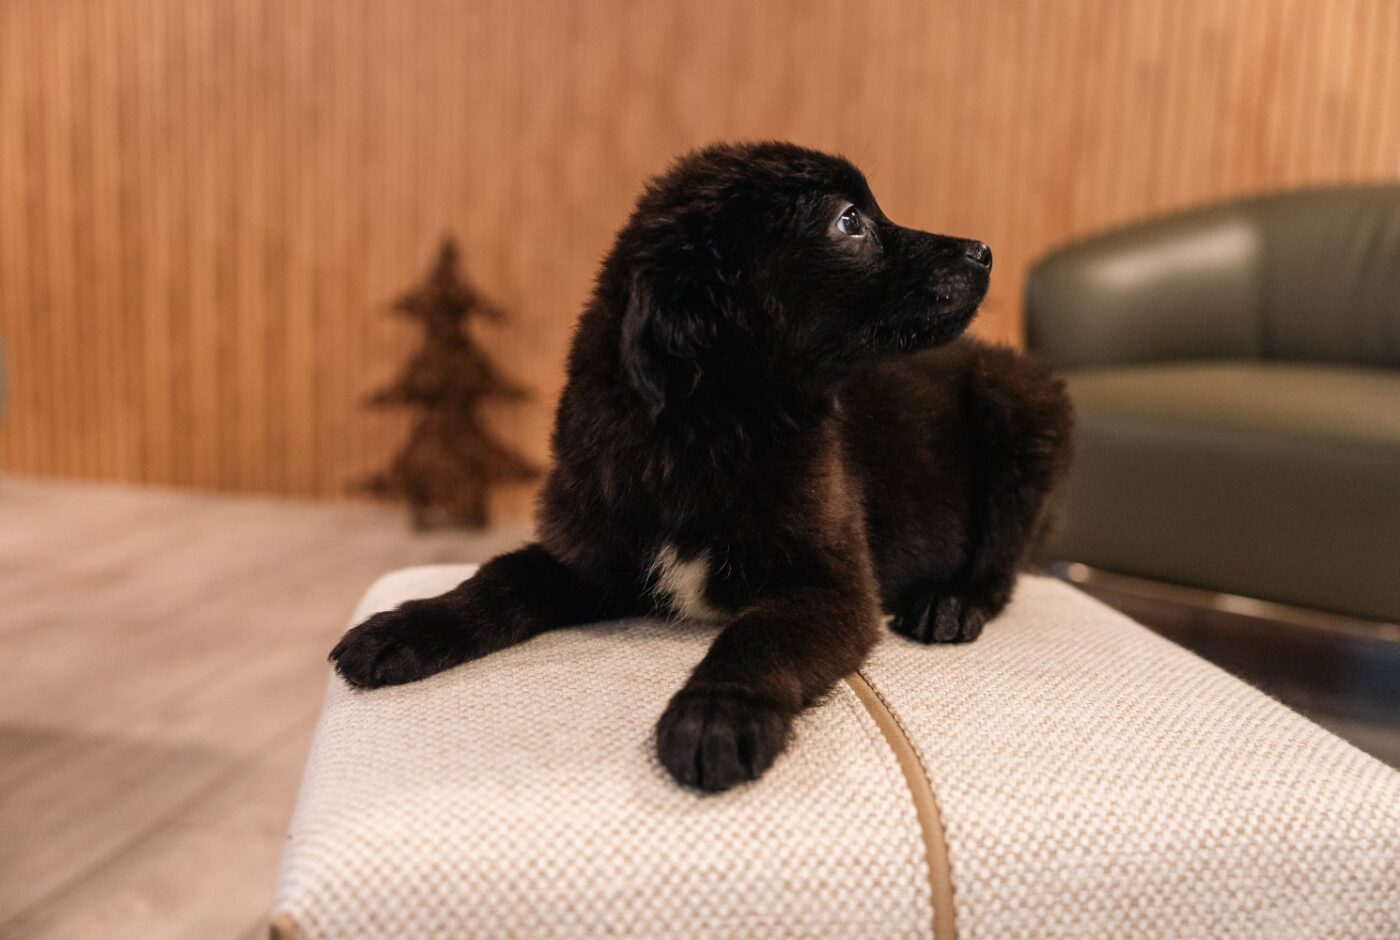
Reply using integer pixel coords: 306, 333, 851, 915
835, 206, 866, 238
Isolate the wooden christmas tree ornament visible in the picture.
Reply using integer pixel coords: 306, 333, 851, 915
362, 239, 540, 529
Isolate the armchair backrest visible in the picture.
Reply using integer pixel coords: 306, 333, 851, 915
1025, 184, 1400, 370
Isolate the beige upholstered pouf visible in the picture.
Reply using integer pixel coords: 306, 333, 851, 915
272, 565, 1400, 939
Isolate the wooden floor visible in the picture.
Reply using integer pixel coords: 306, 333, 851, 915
3, 477, 1396, 939
0, 476, 529, 940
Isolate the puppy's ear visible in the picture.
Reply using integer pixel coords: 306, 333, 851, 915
620, 265, 721, 419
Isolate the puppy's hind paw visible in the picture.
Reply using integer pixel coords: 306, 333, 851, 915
329, 601, 464, 689
891, 587, 990, 645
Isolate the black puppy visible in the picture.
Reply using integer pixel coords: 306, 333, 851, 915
332, 142, 1073, 793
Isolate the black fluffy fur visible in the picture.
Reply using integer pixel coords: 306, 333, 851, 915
331, 142, 1074, 793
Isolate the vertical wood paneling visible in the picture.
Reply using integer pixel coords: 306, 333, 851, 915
1, 0, 1398, 509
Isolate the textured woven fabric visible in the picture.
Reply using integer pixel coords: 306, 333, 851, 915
276, 566, 1400, 939
862, 577, 1400, 939
276, 565, 933, 939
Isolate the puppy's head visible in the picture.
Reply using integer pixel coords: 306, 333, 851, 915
610, 141, 991, 415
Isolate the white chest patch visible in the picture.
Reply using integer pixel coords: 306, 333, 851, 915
649, 544, 727, 623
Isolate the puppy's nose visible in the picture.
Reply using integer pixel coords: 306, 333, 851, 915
964, 241, 993, 269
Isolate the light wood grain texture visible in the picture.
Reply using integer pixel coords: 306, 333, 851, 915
1, 0, 1398, 508
0, 475, 529, 938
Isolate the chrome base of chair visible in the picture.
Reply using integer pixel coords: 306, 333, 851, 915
1049, 561, 1400, 643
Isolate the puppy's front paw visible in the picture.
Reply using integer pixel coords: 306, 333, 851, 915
891, 587, 991, 644
329, 601, 465, 689
655, 685, 793, 793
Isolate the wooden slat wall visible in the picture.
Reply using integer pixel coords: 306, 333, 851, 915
2, 0, 1398, 511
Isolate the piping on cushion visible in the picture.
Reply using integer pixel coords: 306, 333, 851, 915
846, 671, 957, 940
268, 912, 301, 940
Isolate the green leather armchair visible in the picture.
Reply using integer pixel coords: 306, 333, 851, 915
1025, 185, 1400, 623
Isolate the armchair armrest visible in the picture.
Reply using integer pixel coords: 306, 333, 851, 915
1025, 204, 1265, 370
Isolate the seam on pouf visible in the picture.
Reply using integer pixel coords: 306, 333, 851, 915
268, 912, 301, 940
847, 671, 957, 940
